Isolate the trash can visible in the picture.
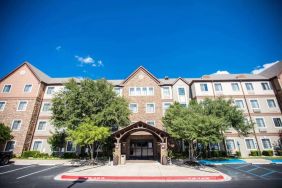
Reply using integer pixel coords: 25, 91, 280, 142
120, 155, 126, 165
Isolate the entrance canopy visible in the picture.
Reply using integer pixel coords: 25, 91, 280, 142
111, 121, 169, 143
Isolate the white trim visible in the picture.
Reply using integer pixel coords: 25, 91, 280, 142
261, 82, 271, 90
254, 117, 266, 128
249, 99, 260, 109
41, 102, 52, 112
129, 103, 138, 113
245, 82, 254, 91
23, 84, 33, 93
146, 103, 155, 113
31, 139, 43, 152
161, 86, 172, 99
266, 98, 277, 108
2, 84, 12, 93
0, 101, 6, 111
36, 120, 47, 131
199, 83, 208, 92
244, 138, 257, 150
231, 82, 240, 92
272, 117, 282, 128
214, 82, 223, 92
234, 99, 245, 109
10, 119, 22, 131
146, 120, 156, 126
17, 100, 28, 111
177, 86, 187, 103
260, 137, 273, 150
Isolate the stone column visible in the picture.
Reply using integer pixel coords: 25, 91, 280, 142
160, 142, 168, 165
113, 142, 121, 165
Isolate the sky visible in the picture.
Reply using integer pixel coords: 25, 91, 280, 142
0, 0, 282, 80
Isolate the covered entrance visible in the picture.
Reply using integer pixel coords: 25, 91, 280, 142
112, 121, 169, 165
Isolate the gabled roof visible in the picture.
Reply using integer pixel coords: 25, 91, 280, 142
121, 66, 160, 85
259, 61, 282, 79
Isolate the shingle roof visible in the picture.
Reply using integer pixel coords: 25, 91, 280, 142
259, 61, 282, 78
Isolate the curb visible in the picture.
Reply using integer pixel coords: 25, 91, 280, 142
57, 175, 226, 182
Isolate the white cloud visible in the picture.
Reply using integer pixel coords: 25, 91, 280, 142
56, 46, 62, 51
75, 55, 94, 64
97, 60, 104, 67
251, 61, 279, 74
212, 70, 230, 75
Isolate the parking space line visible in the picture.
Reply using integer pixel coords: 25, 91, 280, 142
224, 165, 268, 180
0, 164, 12, 168
246, 167, 259, 172
261, 171, 276, 177
0, 165, 36, 175
16, 165, 61, 180
253, 165, 282, 174
234, 164, 251, 169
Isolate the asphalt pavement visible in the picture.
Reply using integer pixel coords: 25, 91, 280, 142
0, 163, 282, 188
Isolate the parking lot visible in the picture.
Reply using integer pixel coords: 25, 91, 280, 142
0, 163, 281, 188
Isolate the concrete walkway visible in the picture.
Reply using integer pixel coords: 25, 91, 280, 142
11, 159, 73, 166
54, 161, 231, 182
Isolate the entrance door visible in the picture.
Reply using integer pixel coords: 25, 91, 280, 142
130, 140, 153, 160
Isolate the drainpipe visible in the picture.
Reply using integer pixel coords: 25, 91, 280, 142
239, 80, 261, 153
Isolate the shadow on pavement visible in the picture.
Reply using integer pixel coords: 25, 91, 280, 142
67, 178, 87, 188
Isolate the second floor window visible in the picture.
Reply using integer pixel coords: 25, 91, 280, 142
255, 118, 265, 128
24, 84, 32, 92
163, 103, 171, 114
245, 83, 254, 91
162, 87, 171, 97
267, 99, 276, 108
129, 103, 138, 113
262, 138, 272, 149
11, 120, 21, 130
0, 101, 6, 111
32, 141, 42, 151
2, 85, 11, 93
46, 87, 55, 95
214, 83, 222, 91
200, 84, 208, 92
261, 82, 271, 90
234, 100, 244, 109
273, 118, 282, 127
42, 103, 51, 112
146, 103, 155, 113
5, 141, 15, 152
17, 101, 27, 111
231, 83, 240, 91
245, 139, 256, 150
250, 100, 259, 109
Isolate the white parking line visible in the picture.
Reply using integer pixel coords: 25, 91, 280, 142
16, 165, 61, 179
0, 165, 36, 175
0, 164, 12, 168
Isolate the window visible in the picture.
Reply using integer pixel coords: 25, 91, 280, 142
234, 100, 244, 109
5, 141, 15, 151
129, 88, 135, 96
245, 83, 254, 91
267, 99, 276, 108
114, 87, 121, 96
250, 100, 259, 109
209, 143, 220, 150
146, 121, 155, 126
163, 102, 172, 114
11, 120, 21, 130
231, 83, 240, 91
17, 101, 27, 111
255, 118, 265, 128
261, 138, 272, 149
42, 103, 51, 112
142, 87, 147, 96
66, 141, 76, 152
146, 103, 155, 113
46, 86, 55, 95
178, 87, 185, 96
162, 87, 171, 97
200, 84, 208, 91
273, 118, 282, 127
226, 139, 236, 150
2, 84, 11, 93
261, 82, 271, 90
129, 87, 154, 96
32, 141, 42, 151
129, 103, 138, 113
0, 101, 6, 111
37, 121, 47, 130
24, 84, 32, 92
148, 87, 154, 95
245, 139, 256, 149
136, 87, 141, 95
214, 83, 222, 91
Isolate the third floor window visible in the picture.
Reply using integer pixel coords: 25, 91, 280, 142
129, 87, 154, 96
46, 87, 55, 95
2, 85, 11, 93
267, 99, 276, 108
245, 83, 254, 91
162, 86, 171, 97
250, 99, 260, 109
231, 83, 240, 91
24, 84, 32, 92
214, 83, 222, 91
17, 101, 27, 111
200, 84, 208, 92
42, 103, 51, 112
261, 82, 271, 90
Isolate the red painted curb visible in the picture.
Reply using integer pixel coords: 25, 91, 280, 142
60, 175, 224, 181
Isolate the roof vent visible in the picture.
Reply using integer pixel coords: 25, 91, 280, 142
164, 76, 169, 80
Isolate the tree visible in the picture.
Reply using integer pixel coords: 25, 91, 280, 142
0, 123, 13, 144
47, 129, 67, 155
163, 102, 223, 161
67, 119, 110, 161
51, 79, 131, 130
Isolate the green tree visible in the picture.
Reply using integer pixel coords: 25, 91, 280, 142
51, 79, 131, 130
67, 119, 110, 161
47, 129, 67, 155
0, 123, 13, 144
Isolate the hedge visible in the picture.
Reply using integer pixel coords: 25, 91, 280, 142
276, 150, 282, 156
210, 150, 227, 158
262, 150, 273, 156
235, 151, 241, 157
21, 151, 49, 158
249, 150, 262, 156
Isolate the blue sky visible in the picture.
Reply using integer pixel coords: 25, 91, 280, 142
0, 0, 281, 80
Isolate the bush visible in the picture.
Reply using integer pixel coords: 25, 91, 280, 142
262, 150, 273, 156
210, 150, 226, 158
21, 151, 50, 158
249, 150, 262, 156
235, 151, 241, 157
62, 152, 78, 159
276, 150, 282, 156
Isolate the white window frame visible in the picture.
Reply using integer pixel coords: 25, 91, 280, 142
46, 86, 55, 95
261, 82, 271, 90
163, 102, 173, 115
214, 83, 223, 92
234, 99, 244, 109
245, 82, 254, 91
41, 102, 52, 112
11, 119, 22, 131
200, 83, 208, 92
66, 141, 76, 152
114, 87, 122, 96
23, 84, 33, 93
226, 139, 236, 150
249, 99, 260, 109
146, 103, 155, 113
148, 87, 154, 96
272, 117, 282, 128
244, 138, 257, 150
32, 139, 43, 152
129, 103, 138, 113
0, 101, 6, 111
17, 100, 28, 111
146, 120, 155, 126
261, 138, 272, 150
2, 84, 12, 93
231, 82, 240, 92
254, 117, 266, 128
129, 87, 135, 96
267, 99, 276, 108
37, 120, 47, 131
4, 140, 16, 152
161, 86, 172, 99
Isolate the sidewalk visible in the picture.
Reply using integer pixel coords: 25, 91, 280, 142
198, 158, 282, 165
54, 161, 231, 182
11, 159, 74, 166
